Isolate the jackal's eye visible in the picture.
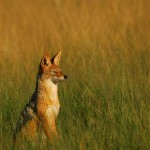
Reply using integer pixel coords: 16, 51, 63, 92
50, 70, 57, 74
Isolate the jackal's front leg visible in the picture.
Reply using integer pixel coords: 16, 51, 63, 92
38, 106, 59, 142
41, 117, 58, 142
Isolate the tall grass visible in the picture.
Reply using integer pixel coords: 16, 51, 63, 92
0, 0, 150, 149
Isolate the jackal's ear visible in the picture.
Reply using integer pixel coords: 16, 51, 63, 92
51, 50, 61, 66
40, 52, 51, 68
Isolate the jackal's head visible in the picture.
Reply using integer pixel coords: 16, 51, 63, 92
38, 51, 67, 84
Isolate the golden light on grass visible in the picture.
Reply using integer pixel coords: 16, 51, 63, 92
0, 0, 150, 149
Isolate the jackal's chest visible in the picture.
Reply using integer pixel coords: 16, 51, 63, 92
46, 104, 60, 117
37, 100, 60, 119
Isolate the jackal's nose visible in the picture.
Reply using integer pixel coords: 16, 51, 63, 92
64, 75, 68, 79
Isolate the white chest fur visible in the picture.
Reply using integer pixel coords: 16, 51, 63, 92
45, 79, 58, 101
45, 79, 60, 117
46, 105, 60, 118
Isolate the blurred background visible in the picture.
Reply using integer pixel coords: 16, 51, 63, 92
0, 0, 150, 149
0, 0, 149, 54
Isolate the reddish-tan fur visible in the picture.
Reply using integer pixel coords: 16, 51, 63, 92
13, 51, 67, 143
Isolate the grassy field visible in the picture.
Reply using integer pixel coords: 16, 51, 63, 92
0, 0, 150, 149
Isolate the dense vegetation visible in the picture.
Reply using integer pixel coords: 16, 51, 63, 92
0, 0, 150, 149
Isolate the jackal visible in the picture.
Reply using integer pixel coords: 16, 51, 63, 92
13, 51, 67, 143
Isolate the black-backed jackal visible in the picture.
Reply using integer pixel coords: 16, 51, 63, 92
13, 51, 67, 143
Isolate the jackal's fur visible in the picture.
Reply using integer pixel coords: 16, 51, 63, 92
13, 51, 67, 143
